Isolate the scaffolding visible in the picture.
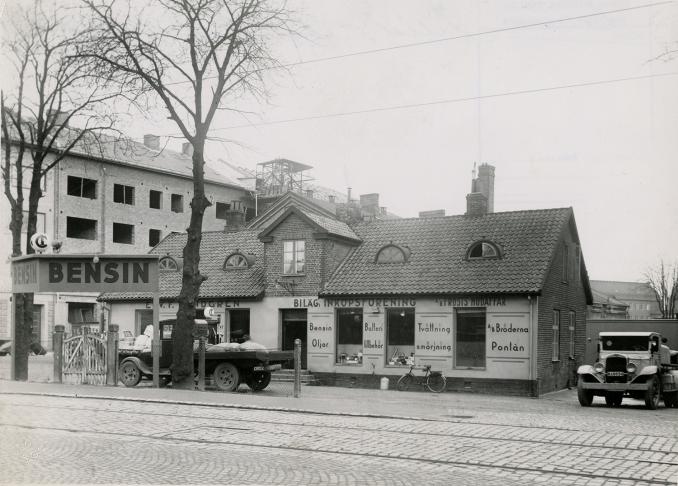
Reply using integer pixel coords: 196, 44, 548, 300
255, 159, 314, 198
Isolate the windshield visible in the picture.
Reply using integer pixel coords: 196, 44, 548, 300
601, 336, 648, 352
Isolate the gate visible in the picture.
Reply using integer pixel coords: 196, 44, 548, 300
62, 329, 107, 385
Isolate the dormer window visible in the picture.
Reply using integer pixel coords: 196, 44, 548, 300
467, 241, 500, 259
158, 256, 178, 271
376, 244, 408, 264
224, 253, 249, 269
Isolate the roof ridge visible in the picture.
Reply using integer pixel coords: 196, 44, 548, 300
355, 207, 572, 224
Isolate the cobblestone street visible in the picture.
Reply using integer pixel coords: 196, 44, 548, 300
1, 382, 677, 485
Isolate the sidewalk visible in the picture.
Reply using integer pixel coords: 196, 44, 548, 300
0, 377, 575, 422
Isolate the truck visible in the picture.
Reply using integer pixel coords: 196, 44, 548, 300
118, 319, 294, 392
577, 331, 678, 409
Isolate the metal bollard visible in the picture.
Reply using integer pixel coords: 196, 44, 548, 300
106, 324, 119, 386
195, 321, 208, 391
294, 338, 301, 398
53, 325, 64, 384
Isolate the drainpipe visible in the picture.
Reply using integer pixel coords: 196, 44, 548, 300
99, 166, 106, 253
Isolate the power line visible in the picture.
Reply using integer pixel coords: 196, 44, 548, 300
156, 71, 678, 136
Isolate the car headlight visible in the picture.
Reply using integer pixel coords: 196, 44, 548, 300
593, 362, 605, 373
626, 363, 637, 374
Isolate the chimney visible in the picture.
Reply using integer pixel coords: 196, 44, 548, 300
143, 134, 160, 150
328, 195, 336, 204
224, 201, 246, 232
347, 187, 352, 202
360, 193, 379, 219
419, 209, 446, 218
466, 193, 488, 217
477, 163, 495, 213
182, 142, 194, 157
305, 189, 314, 199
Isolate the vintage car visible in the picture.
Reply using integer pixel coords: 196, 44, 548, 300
577, 332, 678, 409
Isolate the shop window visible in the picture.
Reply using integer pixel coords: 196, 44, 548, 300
224, 253, 249, 269
66, 216, 97, 240
552, 310, 561, 361
149, 190, 163, 209
148, 229, 161, 247
171, 193, 184, 213
336, 308, 363, 365
216, 202, 230, 220
112, 222, 134, 244
568, 311, 576, 359
68, 302, 97, 325
376, 245, 407, 263
283, 240, 305, 274
66, 176, 97, 199
386, 308, 415, 365
229, 309, 250, 343
467, 241, 499, 259
455, 309, 485, 368
113, 184, 135, 205
158, 256, 178, 271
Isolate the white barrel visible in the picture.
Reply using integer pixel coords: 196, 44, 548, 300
380, 377, 389, 390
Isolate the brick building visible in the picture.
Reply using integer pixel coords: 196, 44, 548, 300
588, 280, 663, 320
102, 164, 592, 396
0, 134, 255, 348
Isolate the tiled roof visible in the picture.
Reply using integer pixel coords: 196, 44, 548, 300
590, 280, 655, 301
321, 208, 575, 296
99, 230, 264, 302
591, 289, 629, 307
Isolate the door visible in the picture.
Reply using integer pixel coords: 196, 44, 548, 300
281, 309, 307, 369
135, 309, 153, 336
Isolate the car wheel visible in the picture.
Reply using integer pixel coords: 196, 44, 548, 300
213, 362, 240, 392
245, 371, 271, 391
605, 392, 623, 407
644, 376, 661, 410
577, 381, 593, 406
119, 361, 142, 387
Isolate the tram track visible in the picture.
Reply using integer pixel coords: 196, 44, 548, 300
1, 421, 675, 486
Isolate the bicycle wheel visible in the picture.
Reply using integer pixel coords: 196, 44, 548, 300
426, 373, 446, 393
397, 374, 414, 391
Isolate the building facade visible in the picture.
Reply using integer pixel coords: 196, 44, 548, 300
0, 135, 255, 348
588, 280, 662, 320
102, 166, 593, 396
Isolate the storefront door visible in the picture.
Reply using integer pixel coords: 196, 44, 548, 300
281, 309, 307, 369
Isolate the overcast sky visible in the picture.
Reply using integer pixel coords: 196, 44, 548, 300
5, 0, 678, 283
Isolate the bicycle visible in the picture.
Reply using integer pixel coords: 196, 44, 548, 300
396, 364, 446, 393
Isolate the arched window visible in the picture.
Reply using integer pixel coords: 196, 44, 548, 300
224, 253, 249, 269
158, 256, 178, 271
467, 241, 500, 259
376, 244, 407, 263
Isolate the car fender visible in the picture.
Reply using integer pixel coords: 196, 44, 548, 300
577, 365, 596, 375
120, 356, 153, 376
637, 365, 658, 377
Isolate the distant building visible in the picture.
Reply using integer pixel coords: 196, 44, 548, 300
589, 281, 661, 320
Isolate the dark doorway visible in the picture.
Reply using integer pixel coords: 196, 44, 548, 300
281, 309, 307, 369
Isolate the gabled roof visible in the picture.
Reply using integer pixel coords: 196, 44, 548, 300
591, 288, 629, 307
590, 280, 655, 301
321, 207, 593, 299
99, 230, 265, 302
248, 191, 336, 229
257, 206, 361, 243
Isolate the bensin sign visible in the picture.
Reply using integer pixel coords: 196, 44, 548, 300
11, 254, 159, 293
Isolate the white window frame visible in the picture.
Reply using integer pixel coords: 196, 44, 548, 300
283, 240, 305, 275
552, 309, 560, 362
568, 311, 576, 359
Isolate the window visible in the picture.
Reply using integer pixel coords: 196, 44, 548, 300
68, 302, 97, 324
21, 211, 46, 234
228, 309, 250, 343
224, 253, 249, 269
149, 190, 162, 209
568, 311, 576, 359
148, 229, 161, 247
455, 309, 486, 368
376, 245, 407, 263
67, 176, 97, 199
159, 256, 178, 271
113, 184, 135, 205
386, 308, 415, 365
66, 216, 97, 240
112, 222, 134, 244
336, 308, 363, 365
216, 202, 230, 220
283, 240, 305, 274
552, 310, 561, 361
562, 245, 569, 282
572, 245, 580, 282
171, 194, 183, 213
468, 241, 499, 259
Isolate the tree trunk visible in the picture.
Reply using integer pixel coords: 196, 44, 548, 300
171, 141, 210, 389
12, 293, 29, 381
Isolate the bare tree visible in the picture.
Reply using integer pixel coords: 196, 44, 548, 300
81, 0, 292, 388
645, 261, 678, 319
1, 0, 118, 379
